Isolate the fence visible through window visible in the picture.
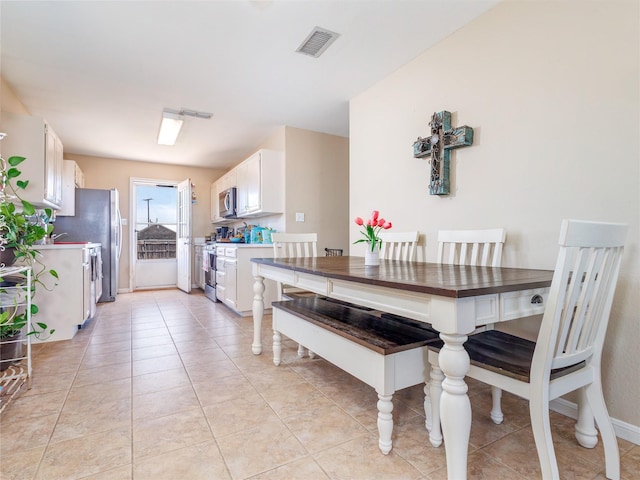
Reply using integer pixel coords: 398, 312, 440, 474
135, 185, 178, 260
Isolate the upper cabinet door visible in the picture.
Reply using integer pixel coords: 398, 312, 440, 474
238, 152, 261, 215
3, 112, 63, 209
44, 124, 63, 206
236, 149, 284, 218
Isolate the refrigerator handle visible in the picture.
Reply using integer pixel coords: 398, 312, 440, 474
116, 207, 123, 260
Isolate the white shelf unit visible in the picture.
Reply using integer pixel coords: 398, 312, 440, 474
0, 265, 32, 414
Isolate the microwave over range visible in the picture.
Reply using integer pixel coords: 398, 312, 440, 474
219, 187, 237, 218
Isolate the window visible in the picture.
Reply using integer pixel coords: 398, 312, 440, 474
135, 184, 177, 260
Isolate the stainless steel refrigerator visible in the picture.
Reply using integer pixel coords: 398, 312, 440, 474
53, 188, 122, 302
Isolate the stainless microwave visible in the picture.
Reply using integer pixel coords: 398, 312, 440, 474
219, 187, 237, 218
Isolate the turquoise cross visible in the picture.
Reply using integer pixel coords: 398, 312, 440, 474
413, 111, 474, 195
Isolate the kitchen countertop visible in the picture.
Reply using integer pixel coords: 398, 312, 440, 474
36, 242, 102, 250
214, 242, 274, 248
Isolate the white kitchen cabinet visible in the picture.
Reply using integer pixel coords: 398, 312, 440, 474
236, 149, 284, 218
210, 183, 219, 222
215, 245, 277, 316
58, 160, 85, 216
2, 112, 64, 209
27, 244, 99, 342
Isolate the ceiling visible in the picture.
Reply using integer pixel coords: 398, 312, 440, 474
0, 1, 498, 170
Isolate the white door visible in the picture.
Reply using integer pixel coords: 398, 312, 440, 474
176, 179, 192, 293
131, 180, 178, 290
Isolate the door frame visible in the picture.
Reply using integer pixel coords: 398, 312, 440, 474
129, 177, 179, 292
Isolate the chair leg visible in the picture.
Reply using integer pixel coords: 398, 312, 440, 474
585, 382, 620, 479
428, 357, 444, 447
297, 343, 306, 357
529, 391, 559, 479
490, 386, 504, 424
575, 387, 598, 448
377, 392, 394, 455
273, 330, 282, 366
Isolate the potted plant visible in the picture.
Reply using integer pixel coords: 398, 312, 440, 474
0, 153, 57, 366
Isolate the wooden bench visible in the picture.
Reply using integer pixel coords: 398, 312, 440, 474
271, 296, 441, 454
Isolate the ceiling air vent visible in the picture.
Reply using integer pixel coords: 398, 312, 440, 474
296, 27, 340, 58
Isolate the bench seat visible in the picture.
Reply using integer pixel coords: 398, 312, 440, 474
271, 296, 441, 454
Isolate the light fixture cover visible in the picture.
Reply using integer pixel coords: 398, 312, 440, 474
158, 110, 184, 146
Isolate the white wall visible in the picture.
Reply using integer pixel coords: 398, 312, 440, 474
350, 1, 639, 427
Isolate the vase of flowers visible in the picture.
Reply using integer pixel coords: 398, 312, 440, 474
354, 210, 392, 266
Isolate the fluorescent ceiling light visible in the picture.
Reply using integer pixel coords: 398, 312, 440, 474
157, 110, 184, 146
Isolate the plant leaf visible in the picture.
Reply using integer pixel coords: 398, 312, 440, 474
16, 180, 29, 189
21, 200, 35, 216
49, 269, 59, 279
7, 167, 21, 179
7, 156, 26, 167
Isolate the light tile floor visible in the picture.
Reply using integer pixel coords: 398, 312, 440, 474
1, 289, 638, 479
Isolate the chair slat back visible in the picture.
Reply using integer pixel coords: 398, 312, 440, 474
437, 228, 506, 267
379, 231, 419, 261
272, 233, 318, 259
534, 220, 626, 374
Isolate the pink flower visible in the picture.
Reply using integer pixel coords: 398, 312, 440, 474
353, 210, 393, 252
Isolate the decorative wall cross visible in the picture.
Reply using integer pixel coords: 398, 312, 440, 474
412, 111, 474, 195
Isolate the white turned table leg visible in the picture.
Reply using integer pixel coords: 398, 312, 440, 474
428, 362, 445, 447
424, 382, 432, 432
490, 386, 504, 424
575, 387, 598, 448
273, 330, 282, 366
252, 275, 265, 355
439, 333, 471, 480
377, 393, 394, 455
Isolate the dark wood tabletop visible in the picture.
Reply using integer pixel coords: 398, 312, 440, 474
251, 256, 553, 298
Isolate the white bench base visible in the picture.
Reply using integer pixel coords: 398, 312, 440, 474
272, 307, 430, 454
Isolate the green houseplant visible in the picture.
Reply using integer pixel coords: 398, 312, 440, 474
0, 153, 57, 354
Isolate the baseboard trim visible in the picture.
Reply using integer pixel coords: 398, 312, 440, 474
550, 398, 640, 445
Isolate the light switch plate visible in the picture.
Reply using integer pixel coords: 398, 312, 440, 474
295, 212, 305, 222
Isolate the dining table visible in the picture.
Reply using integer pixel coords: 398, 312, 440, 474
250, 255, 553, 479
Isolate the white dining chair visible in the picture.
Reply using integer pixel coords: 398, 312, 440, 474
429, 219, 626, 479
437, 228, 506, 267
426, 228, 507, 447
271, 232, 318, 357
379, 231, 419, 261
